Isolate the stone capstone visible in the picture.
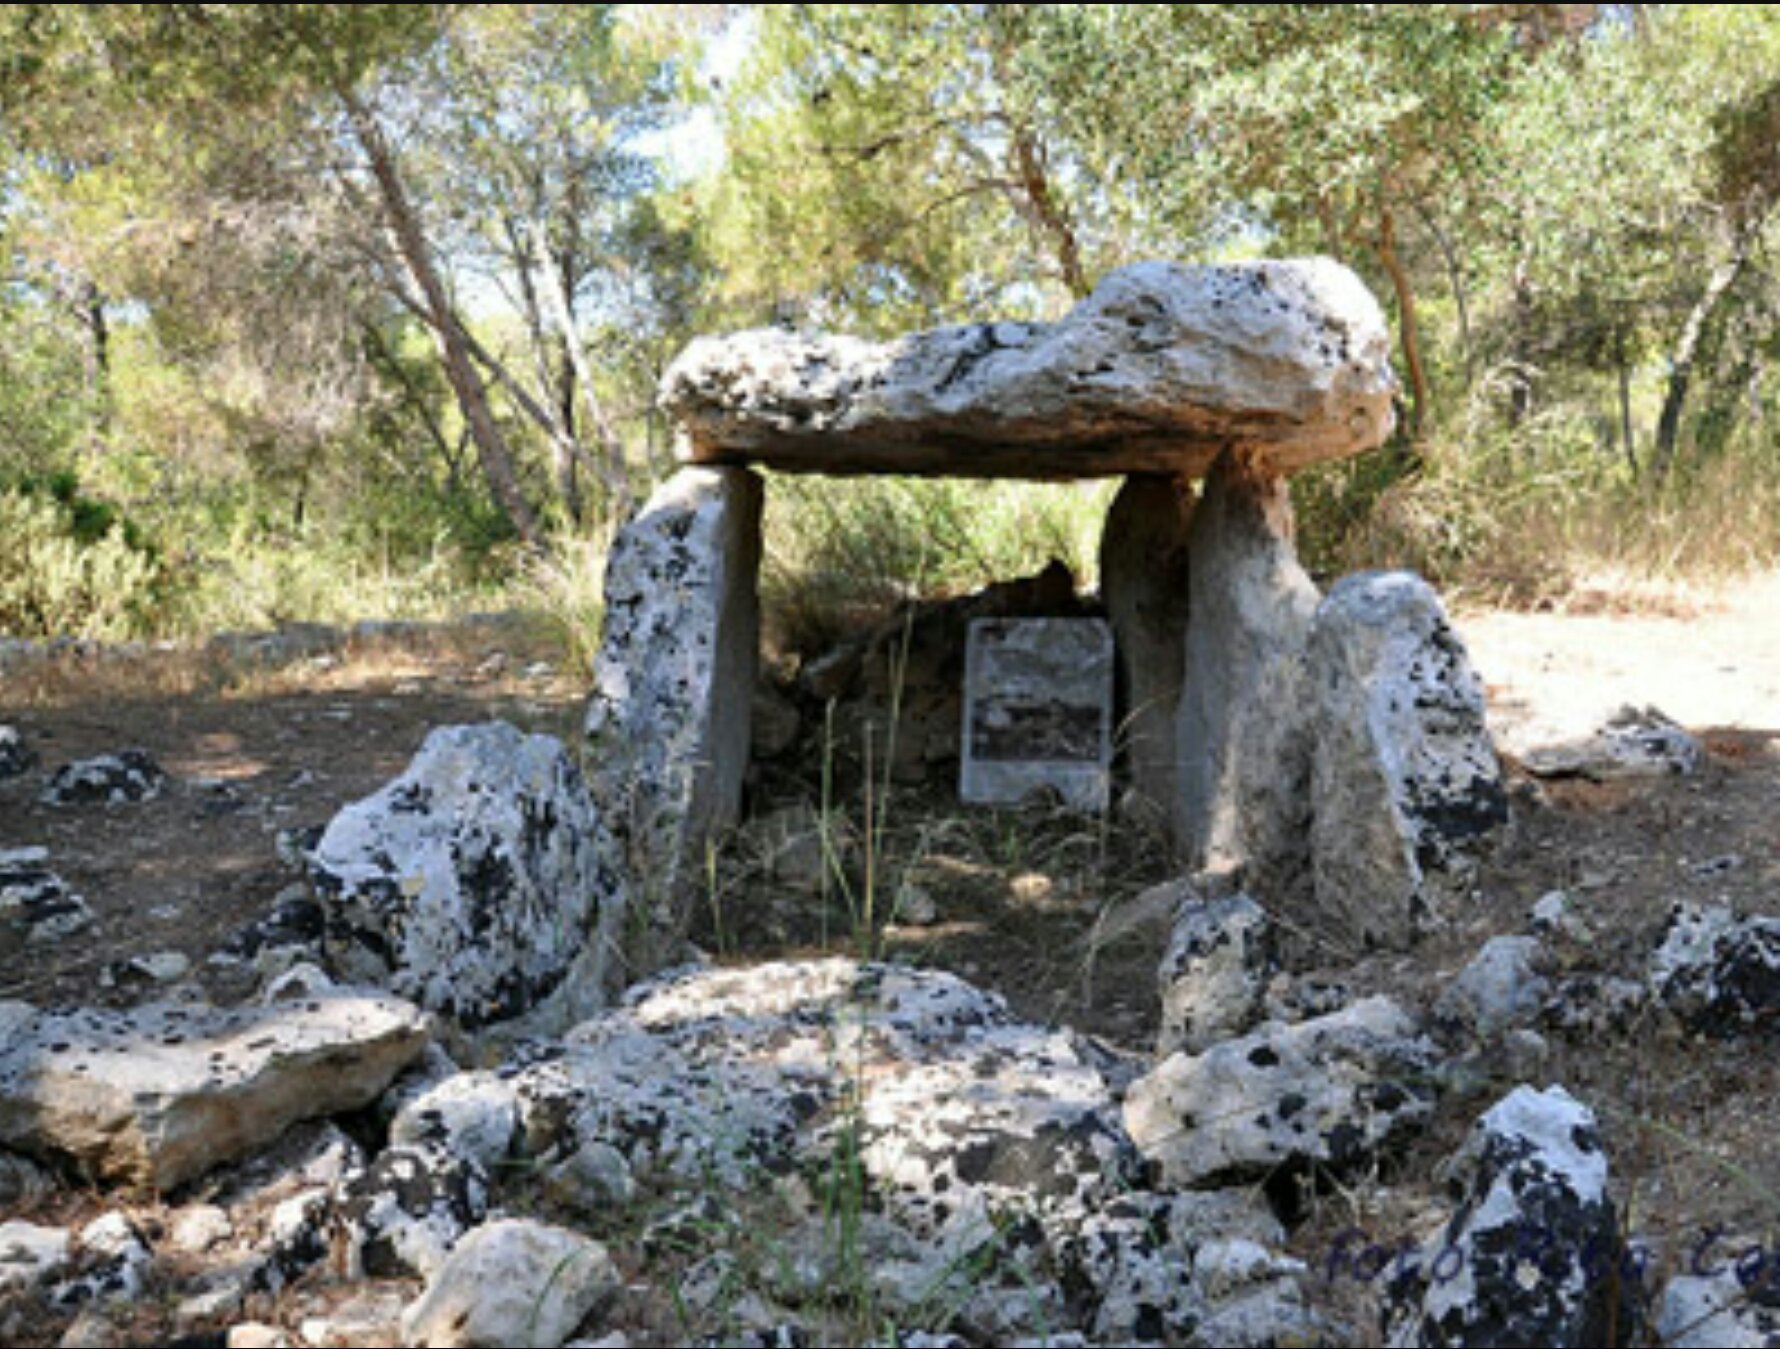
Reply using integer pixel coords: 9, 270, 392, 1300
310, 721, 627, 1030
398, 1217, 619, 1349
39, 749, 167, 806
1099, 475, 1194, 816
0, 991, 427, 1190
1651, 902, 1780, 1037
584, 466, 762, 961
1384, 1085, 1627, 1349
1124, 995, 1436, 1193
665, 259, 1396, 479
1308, 571, 1508, 950
1156, 887, 1275, 1058
1174, 449, 1320, 880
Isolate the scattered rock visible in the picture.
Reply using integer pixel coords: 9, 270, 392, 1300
1651, 902, 1780, 1036
225, 1325, 294, 1349
585, 466, 762, 964
390, 1069, 521, 1174
0, 1149, 54, 1208
750, 803, 831, 894
1435, 935, 1552, 1039
398, 1217, 619, 1349
311, 720, 628, 1030
0, 848, 95, 945
0, 1219, 72, 1296
1100, 474, 1194, 817
1656, 1267, 1780, 1348
1529, 890, 1593, 944
298, 1286, 411, 1349
0, 724, 36, 780
1174, 449, 1320, 882
51, 1211, 153, 1310
1155, 886, 1274, 1057
1540, 975, 1649, 1038
167, 1204, 234, 1256
664, 258, 1396, 479
1308, 571, 1508, 949
1384, 1084, 1628, 1349
39, 749, 168, 806
101, 950, 192, 989
1522, 705, 1703, 781
335, 1144, 489, 1278
540, 1139, 637, 1216
0, 990, 428, 1190
752, 683, 802, 760
1124, 995, 1435, 1195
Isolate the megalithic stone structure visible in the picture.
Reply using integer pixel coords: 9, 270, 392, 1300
584, 256, 1505, 969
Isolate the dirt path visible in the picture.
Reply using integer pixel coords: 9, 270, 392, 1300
1455, 569, 1780, 757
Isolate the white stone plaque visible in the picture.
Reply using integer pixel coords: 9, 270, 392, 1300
960, 618, 1113, 812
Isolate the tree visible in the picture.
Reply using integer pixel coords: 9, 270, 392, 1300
704, 4, 1123, 332
1022, 5, 1521, 444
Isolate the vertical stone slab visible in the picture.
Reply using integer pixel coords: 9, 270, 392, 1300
1173, 450, 1320, 886
585, 466, 763, 966
1308, 571, 1508, 950
1099, 475, 1193, 821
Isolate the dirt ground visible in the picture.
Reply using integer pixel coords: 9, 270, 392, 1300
2, 576, 1777, 1340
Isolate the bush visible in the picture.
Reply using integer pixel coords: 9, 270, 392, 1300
0, 484, 175, 639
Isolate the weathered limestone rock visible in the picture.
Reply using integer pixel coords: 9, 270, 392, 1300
0, 1220, 71, 1296
311, 721, 627, 1030
1100, 475, 1194, 816
959, 616, 1114, 812
1651, 902, 1780, 1036
39, 749, 166, 806
0, 991, 427, 1190
1124, 995, 1435, 1192
335, 1145, 489, 1279
584, 466, 762, 960
0, 847, 95, 945
665, 259, 1396, 478
398, 1218, 618, 1349
1522, 704, 1703, 781
1309, 571, 1508, 949
1156, 887, 1275, 1057
1174, 449, 1320, 880
0, 724, 35, 780
1385, 1085, 1627, 1349
1436, 935, 1552, 1040
1656, 1268, 1780, 1348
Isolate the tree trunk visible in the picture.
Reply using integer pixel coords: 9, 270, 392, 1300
536, 234, 636, 519
1650, 238, 1750, 484
340, 87, 542, 547
1651, 240, 1751, 487
1416, 202, 1472, 385
1616, 325, 1638, 479
1009, 125, 1089, 299
1375, 201, 1429, 449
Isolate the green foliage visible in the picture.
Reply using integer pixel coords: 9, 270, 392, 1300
0, 481, 173, 638
760, 475, 1113, 657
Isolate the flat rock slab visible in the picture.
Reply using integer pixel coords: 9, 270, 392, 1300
665, 258, 1396, 479
0, 991, 428, 1191
960, 617, 1113, 812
